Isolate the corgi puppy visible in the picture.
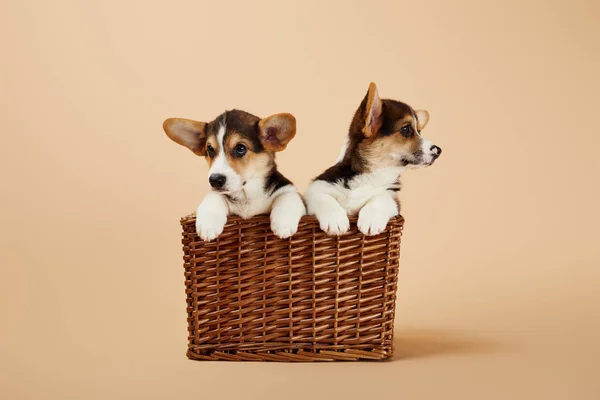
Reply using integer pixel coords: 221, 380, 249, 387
163, 109, 306, 241
304, 83, 442, 236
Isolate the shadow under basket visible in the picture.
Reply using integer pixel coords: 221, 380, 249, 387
180, 213, 404, 362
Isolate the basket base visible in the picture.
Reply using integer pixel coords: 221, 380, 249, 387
187, 346, 394, 362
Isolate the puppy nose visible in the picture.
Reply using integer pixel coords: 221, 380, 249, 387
430, 145, 442, 158
209, 174, 226, 189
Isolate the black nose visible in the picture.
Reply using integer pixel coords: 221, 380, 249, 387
209, 174, 226, 189
430, 145, 442, 158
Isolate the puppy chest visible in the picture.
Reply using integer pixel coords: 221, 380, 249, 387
341, 176, 399, 214
228, 195, 273, 219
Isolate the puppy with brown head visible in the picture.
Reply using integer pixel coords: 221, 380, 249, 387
164, 109, 305, 241
304, 83, 442, 235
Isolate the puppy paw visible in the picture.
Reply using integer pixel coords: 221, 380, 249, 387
270, 191, 304, 239
357, 206, 390, 236
195, 212, 227, 241
318, 209, 350, 236
271, 215, 299, 239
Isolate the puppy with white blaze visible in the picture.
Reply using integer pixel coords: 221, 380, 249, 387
163, 109, 306, 241
304, 83, 442, 236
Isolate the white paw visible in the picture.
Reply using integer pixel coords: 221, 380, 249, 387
271, 214, 299, 239
357, 206, 390, 236
318, 208, 350, 236
195, 211, 227, 241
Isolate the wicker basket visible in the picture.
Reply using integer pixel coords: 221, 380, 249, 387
180, 213, 404, 362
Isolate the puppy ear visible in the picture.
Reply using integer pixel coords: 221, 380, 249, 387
258, 113, 296, 152
415, 110, 430, 131
362, 82, 383, 137
163, 118, 207, 156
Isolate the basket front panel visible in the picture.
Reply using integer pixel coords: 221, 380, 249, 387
181, 215, 402, 361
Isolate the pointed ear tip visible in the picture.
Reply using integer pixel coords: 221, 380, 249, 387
162, 119, 173, 133
264, 113, 296, 128
163, 118, 176, 129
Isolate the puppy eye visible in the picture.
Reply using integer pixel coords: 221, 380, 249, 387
401, 125, 413, 137
234, 143, 247, 158
206, 145, 215, 158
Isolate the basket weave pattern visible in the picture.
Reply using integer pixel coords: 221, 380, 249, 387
180, 214, 404, 362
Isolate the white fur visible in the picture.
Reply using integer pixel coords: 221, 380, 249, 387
306, 167, 403, 214
270, 186, 306, 238
335, 137, 349, 163
225, 176, 273, 218
304, 184, 350, 235
357, 193, 398, 236
195, 191, 229, 241
305, 167, 402, 236
419, 137, 439, 165
196, 182, 305, 241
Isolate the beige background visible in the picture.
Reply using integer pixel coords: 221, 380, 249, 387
1, 0, 599, 398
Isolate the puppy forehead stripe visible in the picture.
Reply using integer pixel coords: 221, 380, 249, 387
215, 113, 227, 151
217, 122, 226, 150
209, 121, 230, 176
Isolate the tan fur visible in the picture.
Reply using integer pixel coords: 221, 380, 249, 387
163, 118, 207, 156
415, 110, 430, 131
360, 115, 424, 168
258, 113, 296, 152
204, 135, 219, 168
393, 115, 417, 132
363, 82, 383, 137
225, 132, 274, 178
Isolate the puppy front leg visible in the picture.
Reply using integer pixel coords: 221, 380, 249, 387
305, 181, 350, 235
270, 188, 306, 239
195, 192, 229, 241
357, 192, 398, 236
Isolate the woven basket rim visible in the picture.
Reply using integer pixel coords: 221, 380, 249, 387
181, 213, 405, 225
